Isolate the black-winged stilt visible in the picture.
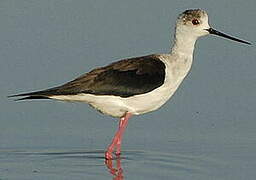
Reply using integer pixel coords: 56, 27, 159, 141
9, 9, 251, 160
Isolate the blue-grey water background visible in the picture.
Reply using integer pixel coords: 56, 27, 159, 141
1, 0, 255, 179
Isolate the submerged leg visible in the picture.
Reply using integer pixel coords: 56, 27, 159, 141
105, 157, 123, 180
105, 112, 132, 160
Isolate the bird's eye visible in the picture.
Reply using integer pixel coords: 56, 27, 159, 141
192, 19, 200, 25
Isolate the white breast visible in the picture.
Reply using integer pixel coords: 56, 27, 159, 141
51, 54, 193, 117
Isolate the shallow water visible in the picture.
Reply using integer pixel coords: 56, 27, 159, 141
1, 140, 256, 180
0, 149, 213, 180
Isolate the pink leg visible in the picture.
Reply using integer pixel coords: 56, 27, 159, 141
115, 116, 129, 156
105, 112, 132, 160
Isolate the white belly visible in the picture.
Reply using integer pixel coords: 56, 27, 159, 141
51, 87, 176, 117
51, 54, 193, 117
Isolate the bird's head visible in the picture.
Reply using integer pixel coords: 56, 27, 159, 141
175, 9, 251, 45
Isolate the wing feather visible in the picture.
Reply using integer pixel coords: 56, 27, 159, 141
10, 54, 166, 99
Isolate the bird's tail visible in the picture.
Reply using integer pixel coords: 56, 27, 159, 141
8, 88, 59, 101
8, 93, 51, 101
8, 95, 51, 101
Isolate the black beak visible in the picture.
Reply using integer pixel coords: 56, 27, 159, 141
206, 28, 251, 45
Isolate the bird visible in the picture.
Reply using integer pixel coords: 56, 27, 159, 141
9, 9, 251, 160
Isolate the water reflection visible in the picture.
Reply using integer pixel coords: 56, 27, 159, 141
105, 156, 124, 180
0, 149, 220, 179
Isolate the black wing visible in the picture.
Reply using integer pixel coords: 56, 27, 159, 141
9, 54, 166, 99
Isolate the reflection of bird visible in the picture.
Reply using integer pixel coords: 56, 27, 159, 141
9, 9, 251, 160
105, 158, 124, 180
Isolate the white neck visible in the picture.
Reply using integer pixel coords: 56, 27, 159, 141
170, 29, 198, 57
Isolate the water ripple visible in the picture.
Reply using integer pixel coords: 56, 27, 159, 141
0, 149, 224, 179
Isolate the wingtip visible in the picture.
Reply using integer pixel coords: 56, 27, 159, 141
13, 97, 27, 101
7, 95, 27, 101
8, 94, 51, 101
8, 92, 32, 98
7, 94, 20, 98
13, 96, 38, 101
